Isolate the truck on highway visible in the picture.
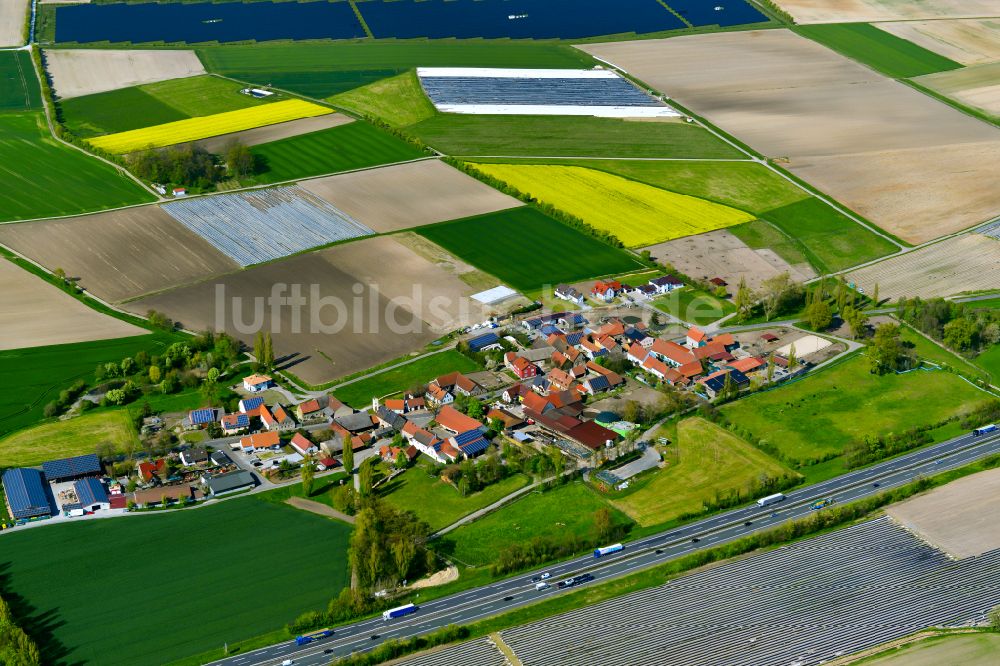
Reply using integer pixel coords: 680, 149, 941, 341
382, 603, 417, 620
594, 543, 623, 558
973, 424, 998, 436
295, 628, 334, 646
810, 497, 834, 511
757, 493, 786, 507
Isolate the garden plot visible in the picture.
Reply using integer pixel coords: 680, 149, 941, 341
581, 30, 1000, 244
44, 49, 205, 99
847, 233, 1000, 300
126, 236, 487, 385
0, 206, 238, 303
873, 19, 1000, 65
300, 159, 521, 233
162, 186, 374, 267
772, 0, 1000, 24
0, 259, 146, 350
417, 67, 678, 117
643, 229, 814, 292
914, 62, 1000, 118
0, 0, 28, 47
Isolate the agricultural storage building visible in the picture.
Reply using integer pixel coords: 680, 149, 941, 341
2, 468, 52, 520
73, 477, 110, 512
467, 332, 501, 352
42, 453, 102, 482
205, 470, 256, 496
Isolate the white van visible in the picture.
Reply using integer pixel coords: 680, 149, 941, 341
535, 582, 549, 591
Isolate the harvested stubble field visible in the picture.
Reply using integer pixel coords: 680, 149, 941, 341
300, 159, 522, 234
88, 98, 331, 153
0, 112, 155, 221
44, 48, 206, 99
772, 0, 1000, 24
914, 62, 1000, 119
469, 163, 754, 247
847, 233, 1000, 300
127, 236, 487, 385
873, 19, 1000, 66
886, 467, 1000, 559
0, 206, 238, 303
0, 258, 146, 350
581, 30, 1000, 244
0, 0, 28, 47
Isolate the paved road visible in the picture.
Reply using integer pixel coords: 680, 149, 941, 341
206, 428, 1000, 666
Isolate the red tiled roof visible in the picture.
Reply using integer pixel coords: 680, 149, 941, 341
566, 420, 619, 450
687, 327, 707, 342
713, 333, 736, 347
435, 405, 483, 434
241, 430, 280, 449
651, 339, 697, 366
728, 357, 764, 373
679, 361, 703, 378
272, 404, 292, 423
298, 399, 321, 414
290, 433, 315, 454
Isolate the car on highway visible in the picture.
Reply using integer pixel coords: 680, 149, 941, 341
744, 521, 753, 526
281, 660, 293, 666
370, 634, 380, 641
691, 537, 700, 543
872, 482, 880, 487
504, 595, 514, 601
324, 648, 335, 654
655, 549, 664, 554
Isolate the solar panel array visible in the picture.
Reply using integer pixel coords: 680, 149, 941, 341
420, 75, 663, 108
491, 518, 1000, 666
454, 430, 490, 457
163, 186, 375, 267
42, 453, 102, 481
239, 396, 265, 411
1, 468, 51, 519
74, 477, 109, 506
189, 408, 217, 425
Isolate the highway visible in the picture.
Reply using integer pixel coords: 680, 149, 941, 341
208, 427, 1000, 666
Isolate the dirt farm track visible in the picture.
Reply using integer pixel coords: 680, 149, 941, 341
581, 30, 1000, 244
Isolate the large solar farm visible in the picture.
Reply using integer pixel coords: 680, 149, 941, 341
2, 0, 1000, 665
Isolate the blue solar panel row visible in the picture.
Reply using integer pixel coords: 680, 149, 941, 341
2, 468, 51, 520
164, 186, 375, 267
420, 76, 663, 108
669, 0, 768, 28
74, 477, 109, 507
468, 332, 500, 352
189, 408, 217, 425
240, 396, 265, 411
42, 453, 102, 482
456, 432, 490, 457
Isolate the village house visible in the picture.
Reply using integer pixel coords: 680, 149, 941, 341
591, 280, 622, 302
242, 374, 273, 393
137, 459, 166, 484
185, 407, 221, 430
505, 352, 539, 379
180, 448, 209, 467
238, 396, 265, 414
380, 444, 418, 466
554, 284, 585, 306
261, 404, 296, 432
649, 274, 684, 294
220, 412, 250, 436
238, 430, 281, 453
290, 433, 319, 457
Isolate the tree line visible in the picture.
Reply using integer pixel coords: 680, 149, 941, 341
0, 595, 41, 666
897, 297, 1000, 355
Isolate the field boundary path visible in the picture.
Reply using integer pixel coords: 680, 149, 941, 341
286, 496, 355, 524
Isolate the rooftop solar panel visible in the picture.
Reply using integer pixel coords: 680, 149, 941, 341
74, 477, 109, 507
2, 468, 51, 519
189, 408, 216, 425
42, 454, 102, 481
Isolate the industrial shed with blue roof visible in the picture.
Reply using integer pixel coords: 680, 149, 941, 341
74, 477, 110, 511
2, 468, 53, 520
42, 453, 102, 482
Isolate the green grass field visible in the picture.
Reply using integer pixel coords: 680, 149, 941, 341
0, 495, 352, 666
249, 121, 425, 184
409, 115, 743, 158
721, 353, 987, 463
380, 463, 531, 531
610, 418, 793, 527
332, 350, 480, 408
974, 345, 1000, 383
0, 331, 174, 438
734, 198, 898, 274
653, 287, 735, 325
0, 51, 41, 112
438, 481, 631, 567
60, 75, 274, 137
859, 633, 1000, 666
198, 41, 593, 98
0, 112, 155, 221
0, 409, 140, 467
329, 70, 436, 127
416, 207, 643, 293
796, 23, 963, 79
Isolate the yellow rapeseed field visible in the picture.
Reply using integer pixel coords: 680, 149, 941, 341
88, 99, 333, 154
471, 164, 755, 247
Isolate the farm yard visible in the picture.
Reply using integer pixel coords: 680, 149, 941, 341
88, 98, 331, 153
416, 207, 644, 293
43, 48, 206, 99
299, 159, 522, 234
771, 0, 1000, 24
580, 30, 1000, 244
468, 163, 754, 247
0, 496, 352, 666
0, 258, 146, 350
0, 332, 175, 438
847, 233, 1000, 300
609, 418, 795, 527
0, 409, 139, 468
0, 113, 155, 221
720, 353, 987, 464
126, 235, 488, 385
872, 19, 1000, 65
0, 206, 238, 303
162, 186, 374, 266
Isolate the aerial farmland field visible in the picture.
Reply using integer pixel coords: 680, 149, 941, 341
0, 51, 41, 112
0, 0, 28, 47
0, 409, 140, 468
416, 207, 644, 292
771, 0, 1000, 24
581, 30, 1000, 244
0, 495, 352, 666
0, 206, 239, 303
469, 163, 754, 247
300, 159, 522, 234
872, 19, 1000, 65
247, 121, 426, 185
43, 48, 206, 99
914, 62, 1000, 120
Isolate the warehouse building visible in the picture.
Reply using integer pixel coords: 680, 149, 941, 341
73, 477, 110, 512
42, 453, 102, 483
2, 468, 53, 520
